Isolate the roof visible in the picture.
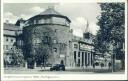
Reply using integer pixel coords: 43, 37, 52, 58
39, 7, 62, 16
15, 18, 26, 26
4, 23, 22, 36
4, 23, 22, 31
29, 7, 71, 22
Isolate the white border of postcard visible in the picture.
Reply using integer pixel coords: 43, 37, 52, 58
1, 0, 128, 80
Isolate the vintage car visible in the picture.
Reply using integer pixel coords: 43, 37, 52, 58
50, 64, 65, 71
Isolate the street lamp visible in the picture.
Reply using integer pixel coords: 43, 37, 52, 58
109, 40, 116, 72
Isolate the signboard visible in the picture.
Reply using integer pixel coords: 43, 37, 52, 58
79, 43, 93, 51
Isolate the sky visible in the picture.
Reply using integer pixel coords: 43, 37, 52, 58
3, 3, 101, 37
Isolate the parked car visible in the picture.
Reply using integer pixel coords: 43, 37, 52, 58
50, 64, 65, 71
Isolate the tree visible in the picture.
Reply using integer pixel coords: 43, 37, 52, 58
94, 3, 125, 71
34, 43, 50, 68
32, 26, 57, 68
10, 45, 24, 67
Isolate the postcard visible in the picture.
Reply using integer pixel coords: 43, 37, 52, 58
1, 0, 127, 80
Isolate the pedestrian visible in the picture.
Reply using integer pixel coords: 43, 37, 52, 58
108, 62, 111, 69
101, 63, 104, 69
85, 64, 88, 68
93, 63, 95, 69
41, 62, 43, 69
82, 64, 84, 70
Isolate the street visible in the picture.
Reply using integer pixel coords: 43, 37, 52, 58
4, 66, 124, 74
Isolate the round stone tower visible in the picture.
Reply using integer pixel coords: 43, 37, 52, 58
23, 7, 73, 68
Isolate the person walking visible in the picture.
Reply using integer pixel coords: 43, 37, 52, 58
101, 63, 104, 69
108, 62, 111, 69
41, 62, 43, 69
93, 63, 95, 69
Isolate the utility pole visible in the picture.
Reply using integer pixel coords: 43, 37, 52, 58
111, 52, 114, 72
111, 40, 115, 72
109, 40, 114, 72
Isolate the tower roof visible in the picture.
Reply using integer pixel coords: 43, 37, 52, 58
28, 7, 71, 23
39, 7, 62, 16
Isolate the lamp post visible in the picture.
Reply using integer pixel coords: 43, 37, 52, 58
110, 40, 115, 72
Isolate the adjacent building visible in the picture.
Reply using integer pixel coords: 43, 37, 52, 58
72, 32, 95, 67
3, 23, 22, 66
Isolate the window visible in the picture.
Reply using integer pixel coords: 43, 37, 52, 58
11, 39, 13, 42
52, 17, 65, 25
53, 48, 57, 52
74, 44, 78, 48
3, 45, 6, 50
34, 20, 36, 24
43, 36, 51, 44
53, 39, 57, 43
36, 39, 41, 44
55, 29, 58, 33
39, 19, 45, 24
6, 45, 9, 50
9, 57, 12, 59
45, 18, 51, 23
33, 38, 41, 45
6, 38, 8, 41
84, 33, 90, 39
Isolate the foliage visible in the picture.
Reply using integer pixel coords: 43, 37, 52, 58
94, 3, 125, 54
32, 26, 57, 66
11, 46, 24, 66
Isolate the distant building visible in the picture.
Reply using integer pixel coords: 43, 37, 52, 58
72, 32, 95, 67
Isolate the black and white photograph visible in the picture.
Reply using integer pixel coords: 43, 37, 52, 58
1, 0, 127, 80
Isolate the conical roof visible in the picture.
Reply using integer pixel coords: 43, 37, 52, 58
29, 7, 71, 23
39, 7, 62, 16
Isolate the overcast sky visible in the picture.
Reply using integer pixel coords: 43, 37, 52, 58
4, 3, 101, 37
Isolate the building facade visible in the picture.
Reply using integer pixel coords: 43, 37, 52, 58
3, 23, 23, 66
23, 7, 73, 67
72, 33, 95, 67
3, 7, 95, 68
